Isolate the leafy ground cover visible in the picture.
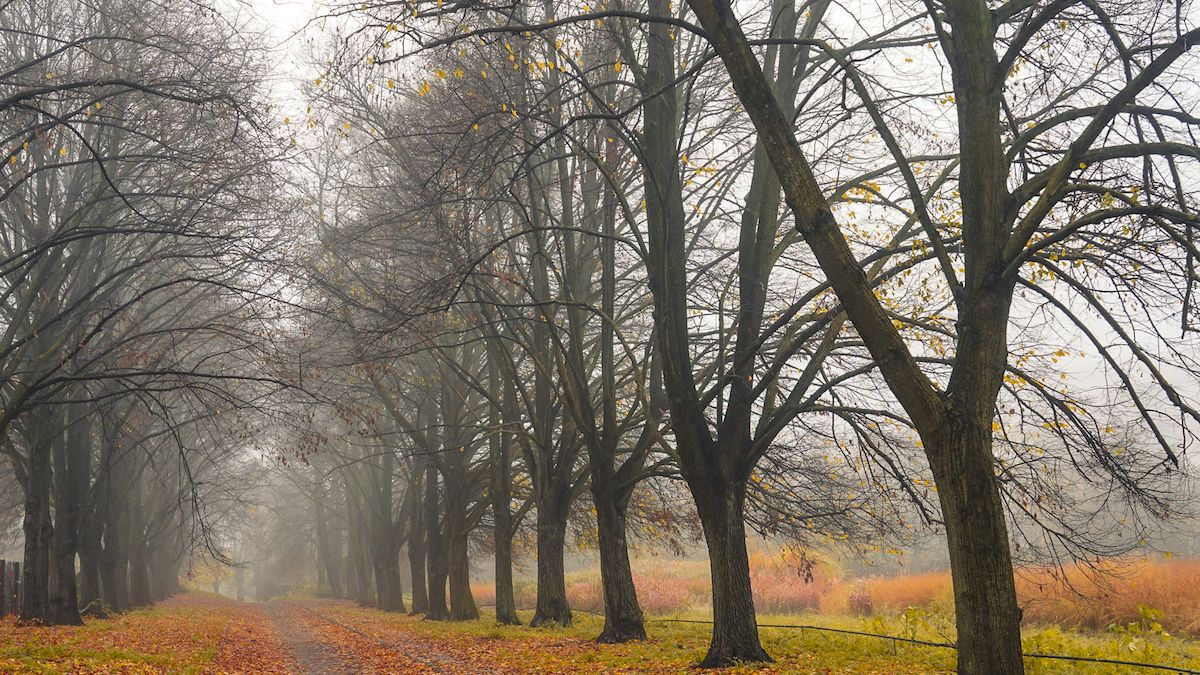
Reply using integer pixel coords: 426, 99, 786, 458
0, 593, 295, 674
4, 591, 1200, 673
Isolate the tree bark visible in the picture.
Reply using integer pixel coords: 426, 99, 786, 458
407, 472, 429, 613
424, 464, 449, 620
78, 537, 103, 616
20, 441, 52, 622
692, 482, 768, 667
593, 483, 645, 642
489, 395, 519, 625
447, 527, 478, 620
314, 480, 343, 597
530, 503, 571, 627
927, 415, 1024, 674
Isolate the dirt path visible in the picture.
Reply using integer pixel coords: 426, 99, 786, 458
265, 600, 491, 674
263, 602, 360, 675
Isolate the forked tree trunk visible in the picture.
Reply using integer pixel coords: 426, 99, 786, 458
530, 505, 571, 627
692, 482, 768, 667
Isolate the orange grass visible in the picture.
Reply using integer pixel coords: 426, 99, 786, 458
474, 554, 1200, 635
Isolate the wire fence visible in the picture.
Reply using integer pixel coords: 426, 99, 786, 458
649, 617, 1199, 674
480, 604, 1198, 673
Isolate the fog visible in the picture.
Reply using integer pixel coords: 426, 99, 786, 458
1, 0, 1198, 672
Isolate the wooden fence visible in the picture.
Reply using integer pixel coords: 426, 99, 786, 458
0, 560, 19, 616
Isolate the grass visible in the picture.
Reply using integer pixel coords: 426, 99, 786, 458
480, 554, 1200, 635
457, 554, 1200, 672
311, 597, 1200, 674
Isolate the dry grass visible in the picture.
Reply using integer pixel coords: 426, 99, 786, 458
473, 553, 1200, 635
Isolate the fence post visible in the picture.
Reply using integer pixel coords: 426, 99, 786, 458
0, 559, 6, 616
9, 562, 18, 616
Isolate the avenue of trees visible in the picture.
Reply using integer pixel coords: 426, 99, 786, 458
0, 0, 288, 624
2, 0, 1198, 674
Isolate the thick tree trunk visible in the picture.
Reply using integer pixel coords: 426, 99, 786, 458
314, 482, 343, 597
128, 542, 151, 607
530, 505, 571, 627
447, 527, 478, 620
407, 536, 428, 615
424, 465, 449, 620
406, 471, 428, 614
48, 409, 83, 624
693, 483, 768, 667
929, 420, 1024, 674
78, 539, 103, 616
98, 539, 128, 613
127, 481, 152, 607
374, 535, 406, 612
348, 514, 373, 606
20, 451, 52, 622
593, 485, 645, 642
488, 347, 520, 625
48, 543, 81, 624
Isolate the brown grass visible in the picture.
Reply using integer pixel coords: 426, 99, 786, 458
471, 553, 1200, 635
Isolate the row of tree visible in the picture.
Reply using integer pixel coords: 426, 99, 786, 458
1, 2, 1197, 675
259, 0, 1199, 673
0, 0, 287, 624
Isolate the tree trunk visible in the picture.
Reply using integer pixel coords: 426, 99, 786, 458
928, 420, 1024, 675
78, 539, 103, 616
20, 446, 52, 622
47, 542, 81, 624
407, 472, 428, 614
127, 481, 151, 607
692, 483, 769, 667
530, 504, 571, 627
424, 465, 449, 620
99, 532, 128, 613
374, 538, 406, 612
314, 481, 343, 597
447, 527, 478, 620
128, 543, 151, 607
488, 342, 520, 625
593, 485, 645, 642
490, 479, 518, 624
348, 513, 373, 606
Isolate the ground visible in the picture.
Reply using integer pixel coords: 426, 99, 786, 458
2, 592, 1198, 673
